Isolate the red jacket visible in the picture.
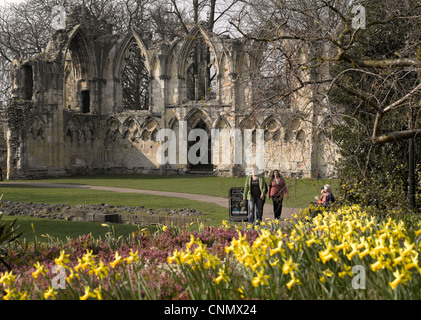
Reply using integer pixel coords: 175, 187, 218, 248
268, 178, 288, 198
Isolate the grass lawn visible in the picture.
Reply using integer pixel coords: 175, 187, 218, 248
10, 174, 338, 208
0, 185, 228, 236
0, 175, 337, 242
1, 214, 148, 244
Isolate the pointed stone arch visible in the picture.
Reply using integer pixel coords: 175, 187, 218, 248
122, 116, 140, 129
62, 25, 97, 77
81, 117, 96, 141
64, 117, 81, 142
212, 115, 231, 129
63, 25, 97, 113
139, 116, 159, 142
178, 25, 221, 102
28, 116, 46, 140
104, 116, 123, 140
185, 108, 212, 131
122, 117, 140, 141
178, 24, 220, 77
296, 129, 306, 142
168, 116, 180, 130
163, 39, 183, 78
142, 116, 160, 131
114, 30, 151, 77
262, 115, 281, 131
114, 30, 151, 111
239, 116, 260, 130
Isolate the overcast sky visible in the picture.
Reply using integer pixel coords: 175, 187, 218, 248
0, 0, 24, 6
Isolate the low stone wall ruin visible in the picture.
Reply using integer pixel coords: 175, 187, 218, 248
1, 201, 204, 226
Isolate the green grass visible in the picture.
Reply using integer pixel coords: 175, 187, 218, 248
10, 174, 338, 208
0, 185, 227, 227
0, 175, 338, 242
1, 215, 146, 243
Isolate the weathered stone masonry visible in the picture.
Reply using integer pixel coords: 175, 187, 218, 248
3, 6, 338, 180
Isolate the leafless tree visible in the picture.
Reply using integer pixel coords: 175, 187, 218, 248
229, 0, 421, 145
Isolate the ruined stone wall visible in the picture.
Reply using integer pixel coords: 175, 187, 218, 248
4, 6, 338, 180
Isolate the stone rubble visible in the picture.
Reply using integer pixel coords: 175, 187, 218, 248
0, 200, 203, 224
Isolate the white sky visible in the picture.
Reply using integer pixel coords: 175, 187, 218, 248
0, 0, 24, 6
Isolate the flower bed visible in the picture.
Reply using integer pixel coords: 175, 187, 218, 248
2, 205, 421, 300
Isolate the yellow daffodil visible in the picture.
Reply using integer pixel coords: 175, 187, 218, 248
237, 287, 245, 298
93, 286, 103, 300
403, 253, 420, 272
74, 258, 89, 272
389, 269, 404, 290
370, 260, 384, 272
393, 255, 404, 266
358, 248, 370, 259
66, 268, 76, 283
338, 264, 354, 278
270, 258, 280, 266
306, 238, 316, 247
343, 222, 353, 238
323, 269, 334, 278
94, 260, 109, 279
251, 268, 269, 287
2, 287, 13, 300
18, 291, 28, 300
186, 234, 195, 249
80, 286, 96, 300
286, 277, 299, 290
54, 250, 70, 266
82, 250, 95, 263
140, 228, 150, 236
334, 242, 346, 253
269, 246, 281, 255
286, 241, 295, 250
402, 242, 415, 257
125, 250, 139, 264
110, 251, 122, 268
214, 267, 229, 285
282, 256, 298, 275
32, 262, 47, 279
43, 286, 57, 300
0, 271, 16, 287
346, 243, 358, 261
320, 251, 333, 264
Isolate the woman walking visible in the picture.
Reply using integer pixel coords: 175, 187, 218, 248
267, 170, 289, 220
243, 165, 267, 224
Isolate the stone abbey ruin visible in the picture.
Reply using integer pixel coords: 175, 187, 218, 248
2, 5, 338, 180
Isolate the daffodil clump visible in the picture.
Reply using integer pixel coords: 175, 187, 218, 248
167, 205, 421, 299
3, 205, 421, 299
0, 247, 145, 300
0, 223, 244, 300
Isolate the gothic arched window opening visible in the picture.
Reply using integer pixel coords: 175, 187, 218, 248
81, 90, 90, 113
186, 35, 217, 102
122, 41, 149, 110
64, 31, 91, 113
253, 41, 290, 109
22, 64, 33, 100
